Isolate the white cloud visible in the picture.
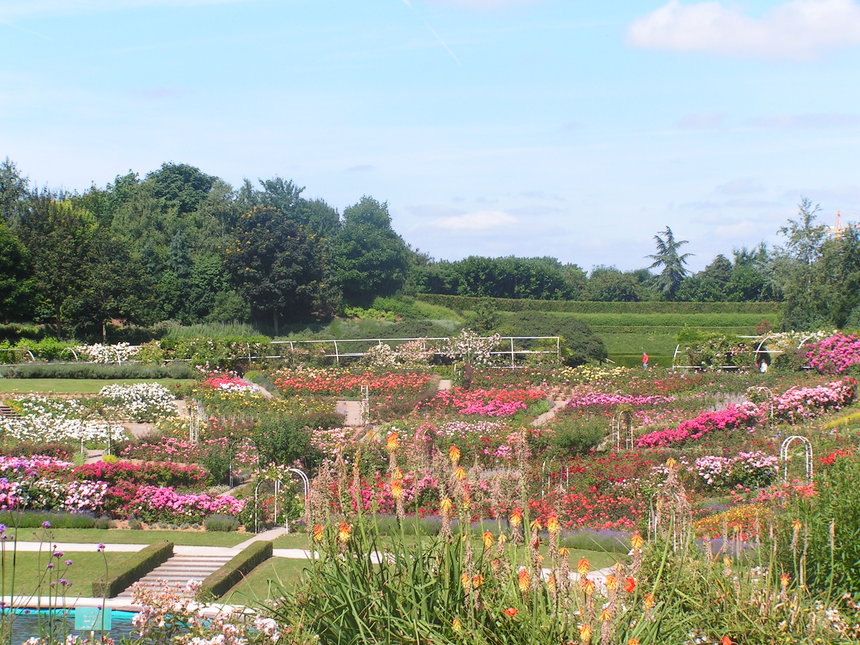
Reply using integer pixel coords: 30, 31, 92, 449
429, 209, 518, 231
628, 0, 860, 59
0, 0, 251, 20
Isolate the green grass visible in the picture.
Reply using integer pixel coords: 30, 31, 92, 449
0, 551, 128, 597
13, 528, 250, 547
223, 542, 621, 602
221, 557, 309, 601
0, 379, 194, 394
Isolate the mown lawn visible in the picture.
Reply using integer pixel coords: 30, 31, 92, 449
0, 379, 194, 394
0, 552, 129, 597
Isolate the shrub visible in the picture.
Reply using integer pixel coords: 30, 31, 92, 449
1, 441, 75, 461
549, 423, 604, 457
92, 541, 173, 598
205, 514, 240, 532
199, 541, 273, 599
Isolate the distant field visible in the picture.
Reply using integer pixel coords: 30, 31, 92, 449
0, 379, 194, 394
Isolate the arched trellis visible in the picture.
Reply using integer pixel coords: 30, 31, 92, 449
610, 408, 634, 451
254, 467, 311, 534
747, 386, 775, 430
780, 435, 813, 483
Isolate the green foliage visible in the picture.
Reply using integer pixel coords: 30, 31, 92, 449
647, 226, 692, 300
92, 541, 174, 598
253, 413, 330, 468
204, 514, 241, 532
199, 540, 273, 598
547, 421, 604, 456
333, 197, 411, 306
777, 455, 860, 596
495, 311, 606, 365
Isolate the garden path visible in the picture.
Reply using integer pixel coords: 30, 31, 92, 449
335, 400, 364, 426
530, 399, 569, 427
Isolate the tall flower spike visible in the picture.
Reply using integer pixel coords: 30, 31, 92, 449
449, 444, 461, 465
386, 432, 398, 454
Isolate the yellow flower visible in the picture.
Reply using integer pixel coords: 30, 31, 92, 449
628, 639, 640, 645
460, 573, 471, 592
605, 574, 617, 590
558, 547, 569, 557
452, 618, 462, 633
386, 432, 398, 453
312, 524, 324, 542
337, 522, 352, 545
582, 578, 595, 596
631, 533, 644, 550
509, 509, 523, 528
530, 519, 542, 532
454, 466, 466, 481
449, 444, 461, 465
472, 573, 484, 589
517, 567, 530, 593
580, 623, 592, 644
482, 531, 495, 548
644, 593, 655, 609
547, 514, 560, 536
391, 479, 404, 500
577, 558, 590, 576
440, 497, 453, 515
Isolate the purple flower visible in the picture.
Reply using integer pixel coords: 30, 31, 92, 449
42, 521, 51, 529
46, 563, 54, 569
65, 559, 73, 566
97, 543, 105, 552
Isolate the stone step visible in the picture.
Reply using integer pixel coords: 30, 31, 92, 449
0, 404, 21, 419
114, 553, 235, 599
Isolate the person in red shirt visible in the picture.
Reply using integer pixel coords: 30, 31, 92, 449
642, 352, 649, 370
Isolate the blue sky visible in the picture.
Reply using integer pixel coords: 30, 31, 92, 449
2, 0, 860, 271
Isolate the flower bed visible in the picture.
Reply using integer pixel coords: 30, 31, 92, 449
99, 382, 176, 421
126, 486, 245, 523
417, 387, 546, 418
805, 333, 860, 373
273, 369, 432, 397
636, 403, 762, 448
0, 396, 126, 444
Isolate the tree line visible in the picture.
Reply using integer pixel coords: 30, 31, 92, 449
0, 159, 855, 337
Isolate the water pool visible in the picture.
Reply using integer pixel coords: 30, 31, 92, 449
3, 608, 139, 641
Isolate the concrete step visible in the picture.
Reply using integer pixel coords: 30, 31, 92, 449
115, 554, 234, 600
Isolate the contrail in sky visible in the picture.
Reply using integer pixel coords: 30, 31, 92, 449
400, 0, 462, 65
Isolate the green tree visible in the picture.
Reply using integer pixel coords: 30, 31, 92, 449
647, 226, 692, 300
0, 158, 30, 224
225, 206, 339, 333
0, 219, 35, 320
587, 266, 641, 302
773, 199, 830, 329
333, 197, 411, 306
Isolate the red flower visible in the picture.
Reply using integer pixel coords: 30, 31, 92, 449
503, 607, 518, 617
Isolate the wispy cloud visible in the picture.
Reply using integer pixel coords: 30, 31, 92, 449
628, 0, 860, 59
429, 209, 518, 231
716, 178, 765, 195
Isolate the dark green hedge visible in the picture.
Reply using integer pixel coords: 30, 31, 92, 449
92, 541, 174, 598
416, 294, 782, 315
199, 540, 273, 599
0, 362, 196, 379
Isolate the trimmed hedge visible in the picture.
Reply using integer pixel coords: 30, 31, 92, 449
416, 293, 783, 315
199, 540, 273, 599
92, 541, 174, 598
0, 362, 196, 379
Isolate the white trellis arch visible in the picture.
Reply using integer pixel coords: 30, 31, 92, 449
610, 408, 634, 451
780, 435, 813, 483
254, 467, 310, 534
747, 386, 775, 430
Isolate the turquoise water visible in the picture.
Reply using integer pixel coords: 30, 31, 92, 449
3, 608, 139, 641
